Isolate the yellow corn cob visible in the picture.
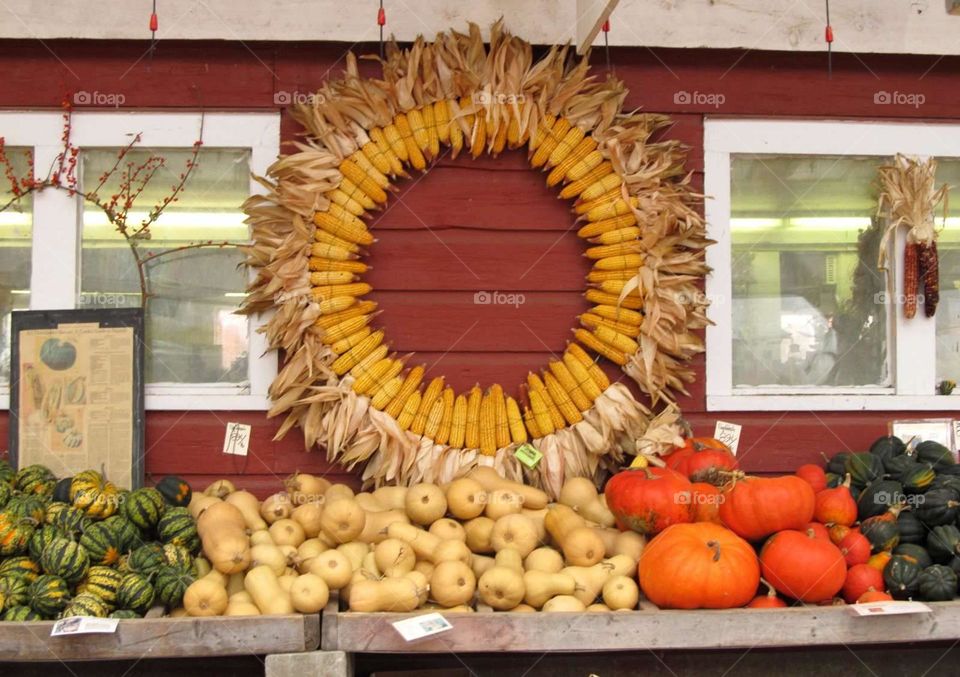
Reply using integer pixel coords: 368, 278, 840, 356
506, 116, 521, 148
592, 304, 643, 325
580, 173, 623, 203
593, 254, 644, 271
410, 376, 445, 435
577, 213, 639, 239
385, 365, 425, 418
433, 100, 451, 145
547, 136, 596, 186
309, 270, 356, 286
350, 150, 390, 190
597, 279, 643, 297
543, 372, 583, 425
352, 357, 394, 394
567, 342, 611, 390
406, 107, 431, 155
465, 385, 482, 449
590, 226, 641, 246
594, 324, 640, 354
329, 201, 370, 227
580, 313, 641, 338
326, 189, 366, 217
449, 394, 468, 448
527, 373, 564, 430
528, 115, 557, 152
382, 123, 409, 162
586, 268, 634, 283
586, 196, 639, 222
478, 391, 497, 456
546, 126, 586, 169
314, 300, 377, 329
395, 113, 426, 171
313, 229, 361, 254
574, 328, 628, 366
505, 396, 528, 443
491, 384, 509, 448
559, 162, 614, 200
448, 103, 464, 157
563, 352, 603, 401
435, 387, 455, 445
585, 241, 641, 260
422, 396, 445, 440
368, 127, 405, 176
548, 360, 592, 411
371, 375, 403, 409
470, 116, 487, 158
530, 117, 571, 168
331, 330, 385, 375
491, 120, 508, 156
522, 406, 540, 439
330, 327, 373, 355
311, 283, 372, 302
360, 141, 393, 177
318, 295, 356, 315
528, 388, 555, 436
422, 105, 440, 158
348, 344, 389, 382
339, 159, 388, 204
566, 149, 604, 182
321, 314, 372, 344
396, 390, 422, 431
575, 187, 623, 215
585, 288, 643, 310
310, 242, 356, 261
314, 211, 375, 246
337, 177, 378, 211
309, 257, 368, 274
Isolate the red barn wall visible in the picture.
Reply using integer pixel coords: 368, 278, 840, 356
1, 40, 959, 494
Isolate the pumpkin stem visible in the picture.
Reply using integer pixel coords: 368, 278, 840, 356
759, 577, 778, 597
707, 539, 721, 562
842, 473, 852, 489
716, 469, 746, 490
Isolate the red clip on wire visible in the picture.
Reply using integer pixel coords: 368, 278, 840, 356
378, 7, 386, 26
825, 25, 833, 43
602, 20, 610, 32
150, 12, 158, 31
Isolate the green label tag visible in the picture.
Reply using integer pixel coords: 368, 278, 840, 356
515, 443, 543, 469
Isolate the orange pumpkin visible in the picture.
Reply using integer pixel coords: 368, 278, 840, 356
795, 464, 827, 493
838, 530, 871, 567
867, 551, 893, 572
813, 478, 857, 527
842, 564, 885, 604
760, 529, 846, 603
747, 579, 788, 608
604, 467, 694, 536
638, 522, 759, 609
664, 438, 738, 485
857, 589, 894, 603
690, 483, 723, 524
805, 522, 831, 541
828, 523, 853, 546
718, 475, 816, 542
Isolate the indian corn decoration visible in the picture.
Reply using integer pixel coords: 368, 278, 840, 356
241, 22, 710, 497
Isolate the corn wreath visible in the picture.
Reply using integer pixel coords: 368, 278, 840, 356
241, 21, 709, 498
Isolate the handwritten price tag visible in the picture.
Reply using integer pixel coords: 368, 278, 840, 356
714, 421, 742, 455
223, 422, 251, 456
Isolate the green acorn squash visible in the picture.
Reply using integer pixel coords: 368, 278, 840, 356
884, 555, 924, 599
893, 543, 933, 569
857, 480, 904, 521
915, 441, 955, 469
897, 510, 927, 545
870, 435, 906, 462
861, 506, 903, 552
915, 487, 960, 526
918, 564, 957, 602
825, 452, 851, 476
928, 525, 960, 562
901, 465, 937, 494
844, 453, 885, 487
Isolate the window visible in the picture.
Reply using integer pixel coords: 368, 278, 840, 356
0, 112, 279, 410
705, 119, 960, 411
0, 147, 32, 382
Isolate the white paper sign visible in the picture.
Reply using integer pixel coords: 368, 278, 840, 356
51, 617, 120, 636
848, 601, 931, 617
952, 420, 960, 454
714, 421, 742, 455
392, 612, 453, 641
223, 422, 251, 456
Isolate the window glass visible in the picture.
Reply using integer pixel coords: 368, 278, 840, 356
730, 155, 889, 388
936, 159, 960, 387
80, 148, 250, 385
0, 147, 33, 382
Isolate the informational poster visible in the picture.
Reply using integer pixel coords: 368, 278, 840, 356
10, 309, 144, 488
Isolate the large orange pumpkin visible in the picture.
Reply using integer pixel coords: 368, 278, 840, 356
604, 467, 693, 536
690, 483, 723, 524
842, 564, 885, 604
760, 529, 847, 603
718, 475, 816, 542
638, 522, 760, 609
813, 479, 857, 527
664, 438, 738, 485
795, 464, 827, 493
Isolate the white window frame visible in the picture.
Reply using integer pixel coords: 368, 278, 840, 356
0, 111, 280, 410
705, 118, 960, 412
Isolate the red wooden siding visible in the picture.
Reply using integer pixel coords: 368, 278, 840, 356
1, 40, 959, 494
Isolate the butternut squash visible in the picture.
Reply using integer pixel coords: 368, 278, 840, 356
226, 571, 246, 597
524, 547, 564, 573
277, 574, 298, 593
523, 571, 576, 608
602, 575, 639, 610
432, 539, 472, 566
201, 569, 229, 587
196, 501, 246, 538
587, 603, 611, 612
468, 467, 548, 510
296, 538, 327, 566
374, 538, 416, 577
445, 477, 486, 520
494, 548, 524, 573
430, 560, 476, 607
285, 472, 331, 505
304, 549, 353, 590
404, 483, 447, 526
593, 527, 620, 555
478, 566, 525, 610
290, 502, 324, 538
470, 555, 495, 579
360, 551, 381, 577
372, 486, 407, 511
612, 531, 645, 562
562, 527, 605, 566
559, 477, 615, 527
183, 578, 229, 616
225, 601, 261, 616
324, 484, 355, 504
463, 516, 495, 554
278, 544, 299, 569
269, 518, 306, 548
543, 504, 584, 545
260, 492, 293, 524
510, 603, 536, 613
404, 570, 430, 606
229, 591, 253, 604
169, 607, 189, 618
188, 493, 220, 520
244, 565, 294, 615
320, 498, 366, 543
414, 559, 436, 579
542, 595, 586, 612
429, 518, 466, 542
193, 557, 212, 578
484, 489, 523, 520
521, 508, 548, 543
348, 577, 421, 612
225, 490, 268, 531
203, 479, 236, 499
250, 543, 287, 576
249, 530, 274, 546
198, 503, 251, 574
336, 542, 370, 571
357, 509, 409, 544
490, 514, 538, 557
386, 522, 440, 561
561, 564, 611, 605
602, 554, 636, 578
289, 573, 329, 613
354, 492, 386, 513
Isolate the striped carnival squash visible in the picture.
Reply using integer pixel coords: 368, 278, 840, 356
62, 592, 110, 618
121, 488, 166, 531
79, 566, 124, 605
0, 459, 15, 486
0, 556, 41, 582
157, 507, 199, 553
28, 524, 64, 562
156, 476, 193, 507
162, 543, 194, 572
102, 516, 144, 553
48, 503, 89, 538
0, 513, 36, 556
0, 480, 12, 509
154, 565, 195, 608
14, 464, 56, 497
41, 537, 89, 584
128, 543, 167, 575
0, 574, 30, 608
70, 470, 121, 519
116, 573, 155, 613
28, 574, 70, 617
109, 609, 141, 619
5, 495, 48, 523
2, 606, 42, 621
79, 521, 122, 566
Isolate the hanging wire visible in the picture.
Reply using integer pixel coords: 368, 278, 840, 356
602, 19, 611, 74
378, 0, 386, 60
825, 0, 834, 79
149, 0, 158, 62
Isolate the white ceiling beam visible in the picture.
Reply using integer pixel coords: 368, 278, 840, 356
575, 0, 619, 55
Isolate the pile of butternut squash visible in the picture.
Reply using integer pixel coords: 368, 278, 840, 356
177, 469, 645, 616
